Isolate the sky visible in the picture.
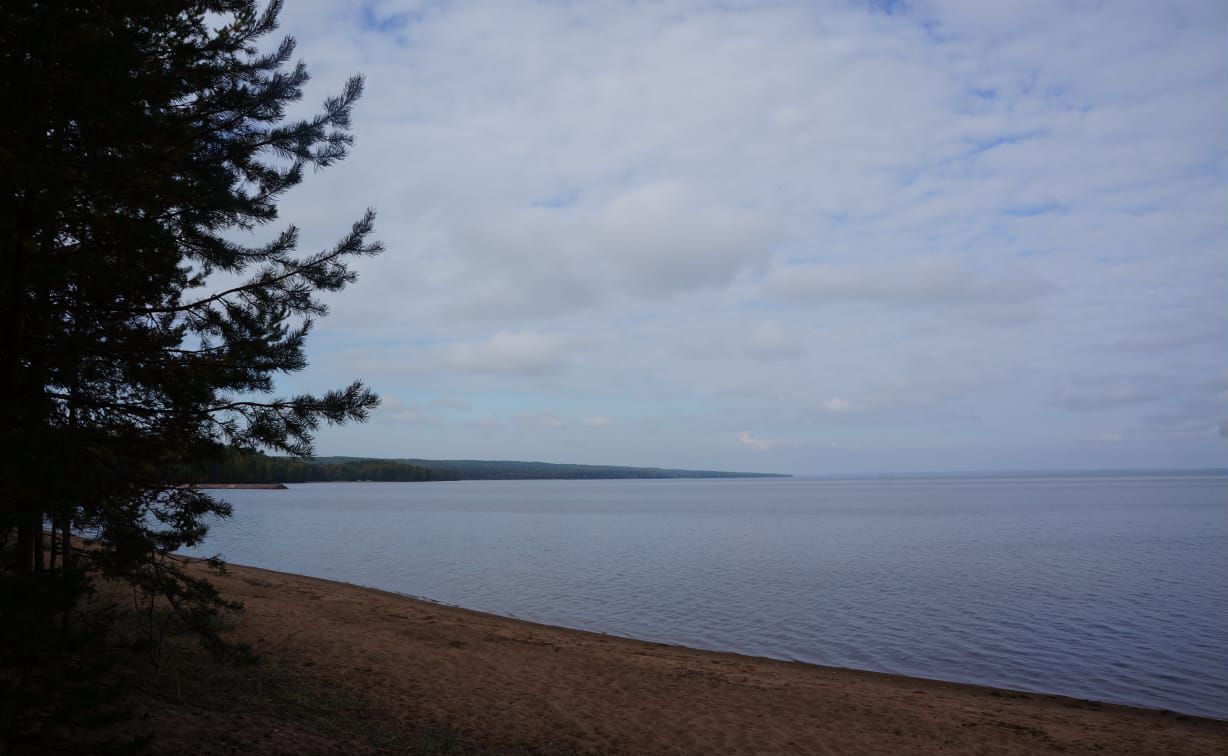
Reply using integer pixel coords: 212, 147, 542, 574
252, 0, 1227, 474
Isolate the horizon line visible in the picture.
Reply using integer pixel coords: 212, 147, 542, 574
309, 455, 1227, 479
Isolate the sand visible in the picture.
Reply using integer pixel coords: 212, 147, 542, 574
149, 561, 1224, 755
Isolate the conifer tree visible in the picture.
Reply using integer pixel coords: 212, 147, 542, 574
0, 0, 381, 647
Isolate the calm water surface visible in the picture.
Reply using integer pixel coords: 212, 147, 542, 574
186, 474, 1228, 719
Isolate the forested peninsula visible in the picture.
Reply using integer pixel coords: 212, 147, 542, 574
194, 452, 789, 484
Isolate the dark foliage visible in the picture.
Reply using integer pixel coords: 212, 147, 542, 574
194, 451, 459, 483
312, 457, 790, 480
1, 0, 381, 747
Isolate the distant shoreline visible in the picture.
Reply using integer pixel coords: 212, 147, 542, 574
192, 454, 792, 485
187, 482, 287, 490
307, 456, 793, 480
188, 469, 1226, 487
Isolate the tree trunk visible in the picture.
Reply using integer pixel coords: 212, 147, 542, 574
15, 521, 33, 574
33, 515, 44, 572
61, 517, 74, 636
48, 518, 59, 572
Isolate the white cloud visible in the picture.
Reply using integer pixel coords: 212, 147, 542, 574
582, 416, 613, 428
464, 417, 505, 433
266, 0, 1227, 472
512, 411, 568, 430
374, 397, 437, 425
820, 397, 853, 414
763, 260, 1056, 310
737, 431, 791, 451
744, 320, 803, 360
595, 182, 775, 294
445, 330, 580, 375
1141, 413, 1221, 440
1050, 377, 1166, 412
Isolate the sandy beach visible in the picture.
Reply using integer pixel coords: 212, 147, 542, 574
96, 560, 1219, 755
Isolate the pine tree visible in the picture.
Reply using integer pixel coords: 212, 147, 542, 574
0, 0, 381, 656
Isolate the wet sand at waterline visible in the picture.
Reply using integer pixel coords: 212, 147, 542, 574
172, 561, 1224, 755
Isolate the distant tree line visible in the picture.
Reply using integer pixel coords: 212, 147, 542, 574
307, 457, 789, 480
193, 452, 459, 483
189, 453, 791, 484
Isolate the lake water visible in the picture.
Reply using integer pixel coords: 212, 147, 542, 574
185, 474, 1228, 719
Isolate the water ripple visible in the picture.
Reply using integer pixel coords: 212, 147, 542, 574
187, 475, 1228, 719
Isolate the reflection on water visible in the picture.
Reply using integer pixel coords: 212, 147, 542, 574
185, 474, 1228, 719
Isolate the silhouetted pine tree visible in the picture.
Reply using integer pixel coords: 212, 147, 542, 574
0, 0, 382, 716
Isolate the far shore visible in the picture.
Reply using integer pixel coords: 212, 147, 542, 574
186, 482, 288, 490
141, 559, 1225, 755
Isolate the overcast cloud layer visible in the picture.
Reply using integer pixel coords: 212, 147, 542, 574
258, 0, 1226, 473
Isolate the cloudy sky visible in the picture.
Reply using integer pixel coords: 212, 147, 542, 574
257, 0, 1226, 474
